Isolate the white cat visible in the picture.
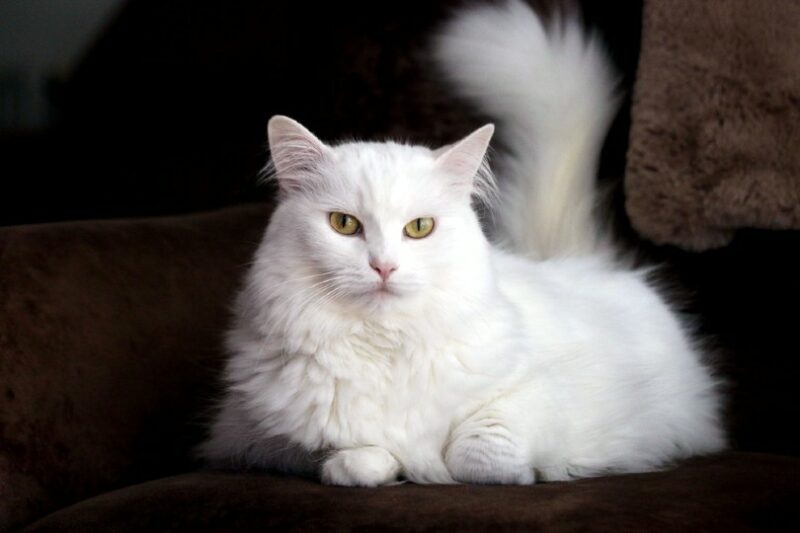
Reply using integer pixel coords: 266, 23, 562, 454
199, 0, 725, 486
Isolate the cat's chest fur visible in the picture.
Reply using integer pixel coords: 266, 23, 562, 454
246, 303, 518, 475
274, 320, 486, 449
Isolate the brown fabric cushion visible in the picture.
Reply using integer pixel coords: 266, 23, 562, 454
0, 205, 270, 531
625, 0, 800, 250
21, 453, 800, 531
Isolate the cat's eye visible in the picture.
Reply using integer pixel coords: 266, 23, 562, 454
404, 217, 435, 239
329, 212, 361, 235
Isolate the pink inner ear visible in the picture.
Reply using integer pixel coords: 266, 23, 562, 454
435, 124, 495, 183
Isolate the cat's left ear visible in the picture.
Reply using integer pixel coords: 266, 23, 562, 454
434, 124, 494, 195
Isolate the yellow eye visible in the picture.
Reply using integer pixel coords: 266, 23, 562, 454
329, 212, 361, 235
404, 217, 435, 239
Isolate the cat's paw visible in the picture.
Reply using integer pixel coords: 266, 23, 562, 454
445, 418, 534, 485
321, 446, 401, 487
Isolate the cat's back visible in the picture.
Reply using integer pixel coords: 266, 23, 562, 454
491, 249, 692, 368
489, 249, 725, 465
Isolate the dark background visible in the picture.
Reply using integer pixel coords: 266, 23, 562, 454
0, 0, 642, 227
1, 0, 797, 456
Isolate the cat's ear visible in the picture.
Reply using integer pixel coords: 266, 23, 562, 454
434, 124, 494, 194
267, 115, 332, 193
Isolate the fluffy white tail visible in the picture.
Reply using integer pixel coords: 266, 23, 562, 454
434, 0, 619, 258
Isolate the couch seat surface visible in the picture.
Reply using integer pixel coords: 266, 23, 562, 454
21, 452, 800, 531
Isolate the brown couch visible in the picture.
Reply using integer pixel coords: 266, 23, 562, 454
3, 0, 800, 530
2, 204, 799, 531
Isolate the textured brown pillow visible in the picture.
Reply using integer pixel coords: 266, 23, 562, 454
625, 0, 800, 250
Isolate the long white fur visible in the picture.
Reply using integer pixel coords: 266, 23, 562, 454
434, 0, 618, 258
199, 0, 725, 486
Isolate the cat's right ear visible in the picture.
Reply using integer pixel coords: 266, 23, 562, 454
267, 115, 332, 194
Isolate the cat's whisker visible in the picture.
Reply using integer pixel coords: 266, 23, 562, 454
291, 275, 352, 312
261, 272, 343, 296
311, 281, 352, 309
291, 283, 336, 313
312, 290, 343, 311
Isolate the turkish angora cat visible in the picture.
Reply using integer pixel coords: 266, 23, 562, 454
199, 0, 725, 485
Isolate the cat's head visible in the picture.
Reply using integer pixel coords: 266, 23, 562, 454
263, 115, 495, 315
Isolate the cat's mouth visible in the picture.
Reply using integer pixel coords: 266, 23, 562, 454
351, 279, 407, 302
374, 283, 396, 295
370, 281, 399, 298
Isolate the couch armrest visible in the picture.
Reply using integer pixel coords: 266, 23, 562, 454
0, 204, 269, 530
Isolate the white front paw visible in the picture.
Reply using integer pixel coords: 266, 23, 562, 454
321, 446, 401, 487
445, 421, 535, 485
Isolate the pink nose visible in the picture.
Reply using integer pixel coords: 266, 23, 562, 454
369, 260, 398, 282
